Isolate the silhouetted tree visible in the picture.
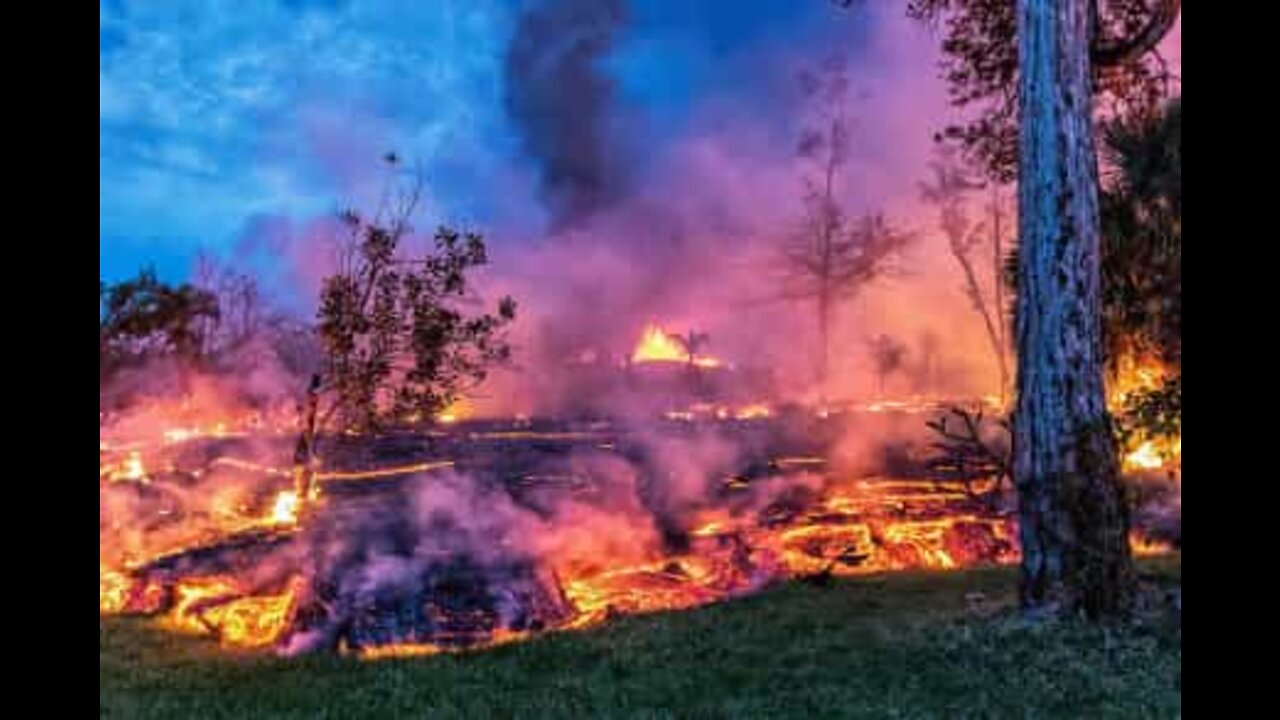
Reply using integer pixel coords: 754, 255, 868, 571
294, 158, 517, 507
1101, 98, 1180, 445
868, 334, 908, 395
919, 148, 1011, 402
775, 57, 914, 400
315, 159, 517, 435
1100, 97, 1181, 372
100, 269, 220, 382
192, 252, 265, 358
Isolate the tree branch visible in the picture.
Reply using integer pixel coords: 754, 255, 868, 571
1092, 0, 1181, 69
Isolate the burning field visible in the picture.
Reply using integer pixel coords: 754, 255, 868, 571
100, 343, 1179, 660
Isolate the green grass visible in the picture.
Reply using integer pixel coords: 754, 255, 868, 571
101, 556, 1180, 719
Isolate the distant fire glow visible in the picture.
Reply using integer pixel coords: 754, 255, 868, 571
631, 324, 722, 368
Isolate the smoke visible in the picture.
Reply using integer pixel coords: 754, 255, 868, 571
504, 0, 630, 231
117, 3, 1011, 423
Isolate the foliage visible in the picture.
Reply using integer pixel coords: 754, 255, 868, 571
1118, 375, 1181, 444
774, 57, 914, 395
1000, 98, 1180, 377
316, 161, 516, 433
925, 404, 1012, 501
100, 269, 220, 379
1100, 98, 1181, 371
906, 0, 1179, 182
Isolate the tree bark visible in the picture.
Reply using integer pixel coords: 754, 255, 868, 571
1014, 0, 1133, 618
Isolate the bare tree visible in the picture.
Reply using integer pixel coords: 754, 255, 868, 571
919, 148, 1012, 403
192, 251, 266, 358
776, 57, 913, 401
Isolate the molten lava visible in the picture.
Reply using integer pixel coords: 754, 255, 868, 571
100, 387, 1177, 659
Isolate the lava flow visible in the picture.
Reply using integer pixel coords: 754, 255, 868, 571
100, 373, 1177, 658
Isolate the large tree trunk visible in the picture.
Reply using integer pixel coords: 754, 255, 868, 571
1013, 0, 1133, 617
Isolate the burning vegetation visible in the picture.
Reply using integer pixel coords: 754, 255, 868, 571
100, 316, 1178, 658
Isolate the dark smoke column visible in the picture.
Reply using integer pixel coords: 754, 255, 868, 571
504, 0, 629, 232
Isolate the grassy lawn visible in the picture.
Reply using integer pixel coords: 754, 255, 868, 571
100, 555, 1180, 719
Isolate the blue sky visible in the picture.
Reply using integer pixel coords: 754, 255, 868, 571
100, 0, 869, 284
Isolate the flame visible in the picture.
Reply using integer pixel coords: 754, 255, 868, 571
357, 628, 532, 660
1124, 441, 1162, 470
103, 450, 148, 483
1107, 354, 1182, 473
1129, 528, 1174, 556
162, 576, 300, 648
734, 403, 772, 420
200, 581, 300, 648
100, 564, 137, 614
631, 324, 721, 368
436, 397, 473, 424
269, 491, 300, 526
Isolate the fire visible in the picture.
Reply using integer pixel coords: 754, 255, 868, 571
1129, 530, 1173, 556
162, 576, 300, 648
1108, 355, 1166, 410
269, 491, 300, 526
100, 564, 136, 614
357, 628, 531, 660
663, 403, 772, 422
121, 451, 145, 481
1124, 440, 1163, 471
734, 403, 772, 420
200, 581, 300, 648
1108, 354, 1182, 474
103, 450, 148, 483
631, 324, 722, 368
1121, 433, 1180, 473
436, 397, 473, 425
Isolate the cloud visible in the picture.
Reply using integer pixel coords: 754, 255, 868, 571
100, 0, 516, 280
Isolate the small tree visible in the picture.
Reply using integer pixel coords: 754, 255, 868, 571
100, 269, 220, 383
295, 157, 517, 504
775, 57, 913, 400
317, 161, 516, 434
